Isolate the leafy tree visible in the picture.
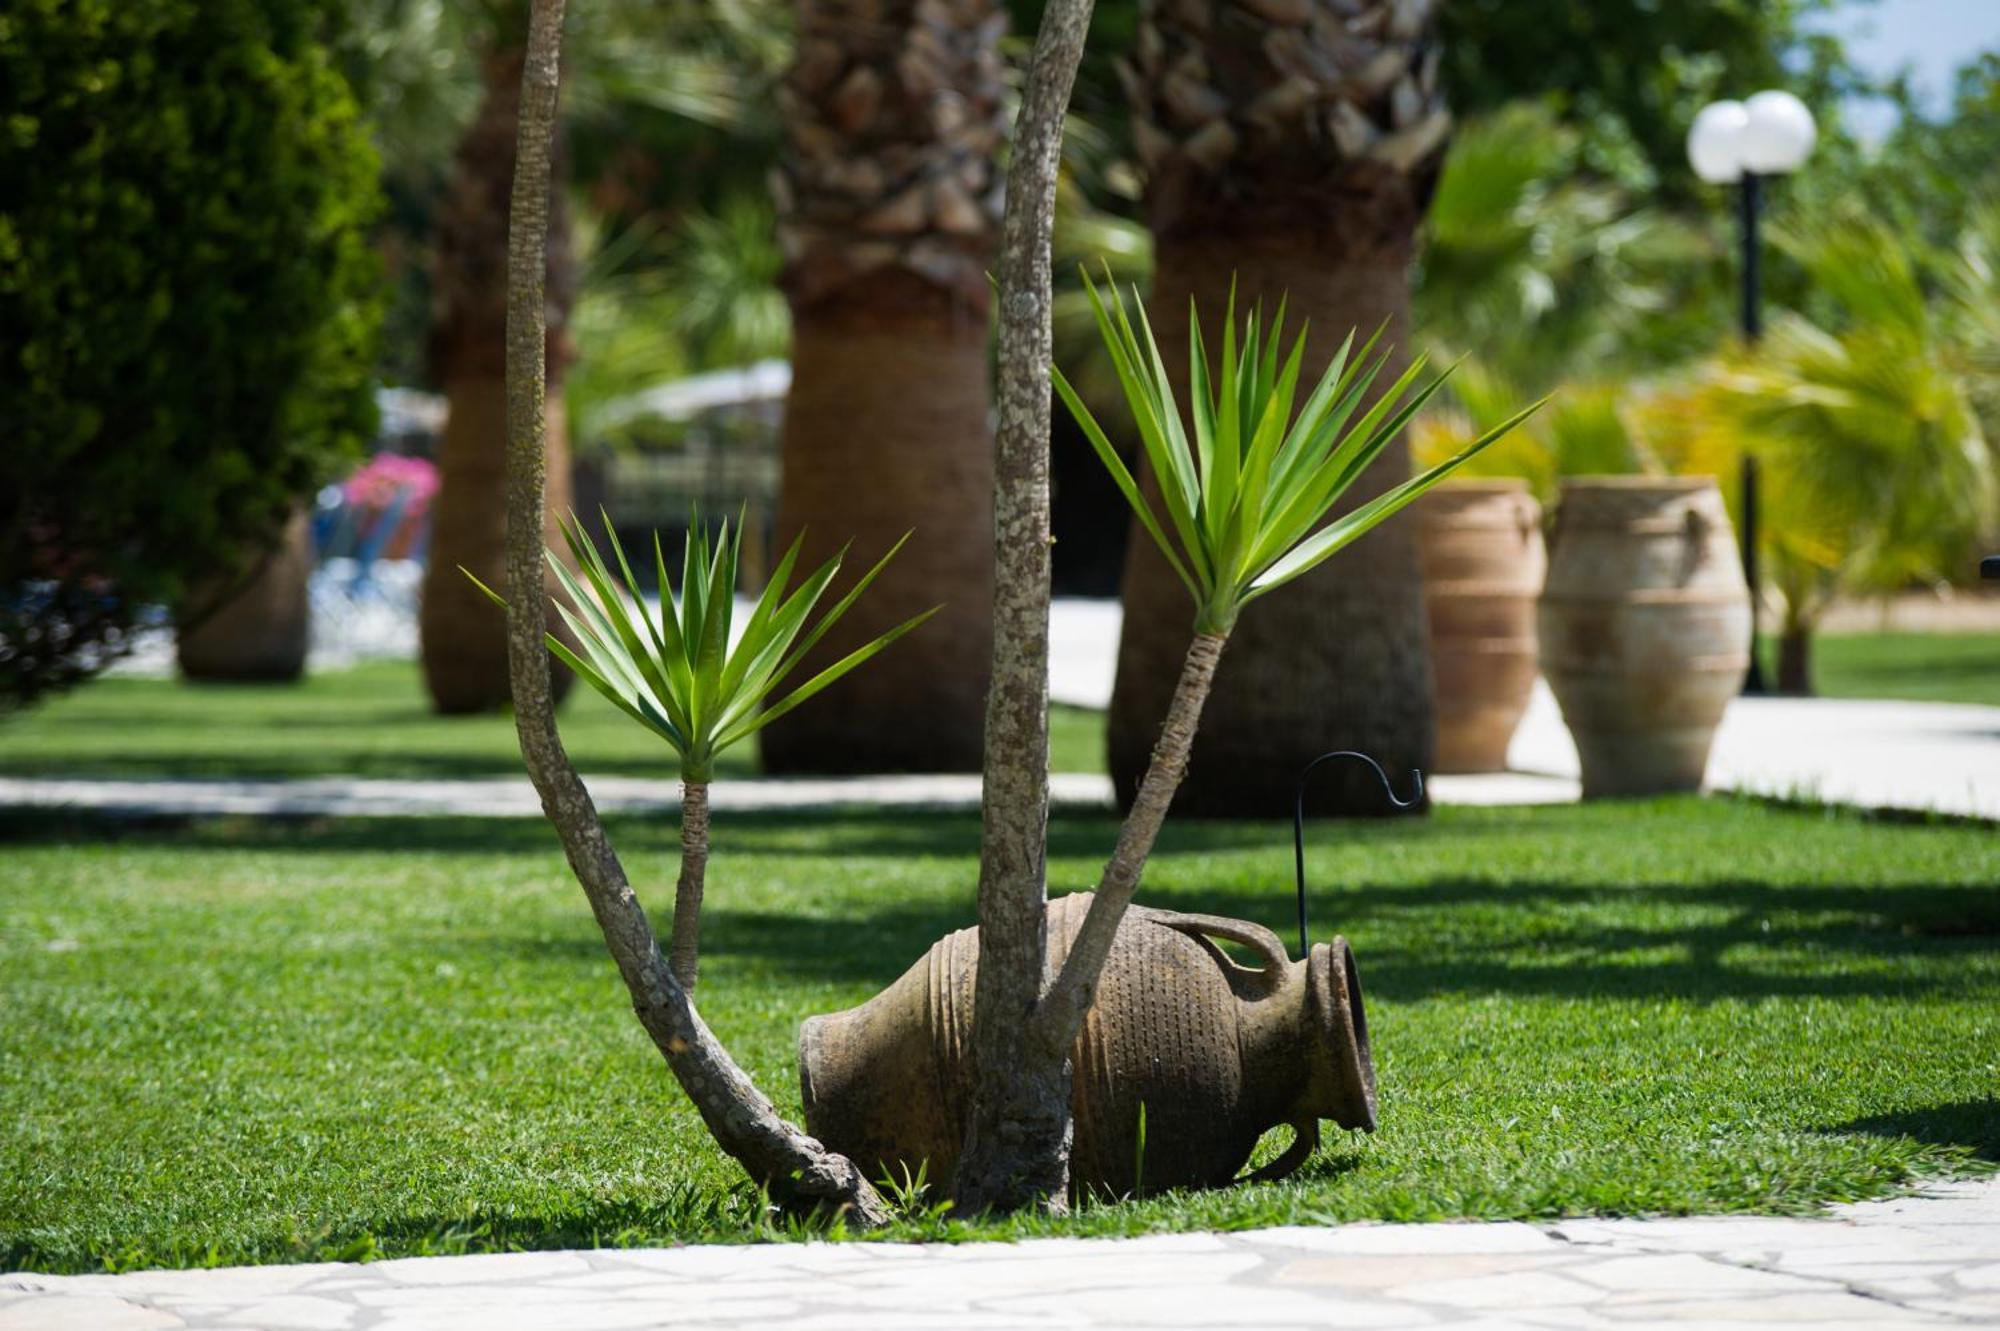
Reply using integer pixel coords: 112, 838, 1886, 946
1439, 0, 1851, 194
0, 0, 382, 710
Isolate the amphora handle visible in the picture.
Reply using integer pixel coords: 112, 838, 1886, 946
1156, 913, 1293, 994
1236, 1116, 1320, 1186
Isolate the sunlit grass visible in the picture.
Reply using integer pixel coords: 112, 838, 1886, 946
2, 797, 1993, 1272
0, 660, 1105, 779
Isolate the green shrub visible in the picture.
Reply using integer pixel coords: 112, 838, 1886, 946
0, 0, 383, 708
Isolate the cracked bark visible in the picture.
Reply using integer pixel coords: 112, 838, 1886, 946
502, 0, 887, 1226
951, 0, 1096, 1217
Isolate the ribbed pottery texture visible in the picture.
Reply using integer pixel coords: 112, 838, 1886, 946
1416, 479, 1546, 773
1538, 477, 1749, 797
799, 893, 1375, 1196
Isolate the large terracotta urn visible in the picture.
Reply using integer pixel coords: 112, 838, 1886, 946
799, 892, 1375, 1197
177, 508, 313, 683
1538, 477, 1749, 797
1416, 480, 1545, 773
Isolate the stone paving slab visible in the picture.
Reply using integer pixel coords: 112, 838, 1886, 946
4, 1178, 1995, 1330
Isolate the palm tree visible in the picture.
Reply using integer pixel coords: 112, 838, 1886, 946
421, 29, 581, 714
1699, 213, 1994, 694
1111, 0, 1455, 816
760, 0, 1009, 773
1413, 101, 1725, 390
415, 0, 784, 714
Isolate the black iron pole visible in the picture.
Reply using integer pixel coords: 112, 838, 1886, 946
1738, 171, 1768, 694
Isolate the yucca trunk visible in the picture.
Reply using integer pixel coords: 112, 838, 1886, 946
500, 0, 889, 1225
421, 46, 577, 715
1111, 0, 1450, 816
950, 0, 1092, 1214
670, 781, 710, 991
1030, 632, 1224, 1044
761, 0, 1006, 774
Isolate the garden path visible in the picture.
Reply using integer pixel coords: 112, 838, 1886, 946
3, 1177, 1996, 1329
4, 686, 1994, 818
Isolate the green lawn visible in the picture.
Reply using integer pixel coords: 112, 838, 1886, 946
1793, 631, 2000, 708
0, 660, 1108, 779
3, 632, 1992, 784
3, 798, 1994, 1272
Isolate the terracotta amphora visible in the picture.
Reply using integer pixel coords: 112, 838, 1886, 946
1538, 477, 1750, 797
1416, 479, 1546, 773
799, 892, 1375, 1196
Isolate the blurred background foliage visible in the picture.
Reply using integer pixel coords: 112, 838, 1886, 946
1, 0, 385, 707
10, 0, 1996, 698
319, 0, 1995, 623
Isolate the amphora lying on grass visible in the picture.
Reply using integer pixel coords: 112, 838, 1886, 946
802, 893, 1376, 1196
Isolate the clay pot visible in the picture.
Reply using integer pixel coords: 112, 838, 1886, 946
799, 892, 1375, 1196
1538, 477, 1749, 797
1416, 480, 1546, 773
177, 508, 313, 683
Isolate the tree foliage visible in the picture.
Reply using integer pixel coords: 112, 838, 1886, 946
1439, 0, 1848, 193
0, 0, 383, 709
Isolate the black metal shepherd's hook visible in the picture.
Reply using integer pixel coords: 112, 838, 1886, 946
1293, 751, 1424, 958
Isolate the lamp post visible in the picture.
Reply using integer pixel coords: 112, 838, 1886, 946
1687, 90, 1817, 695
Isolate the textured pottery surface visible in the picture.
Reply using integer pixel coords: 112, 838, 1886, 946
1538, 477, 1750, 798
800, 892, 1374, 1196
1417, 479, 1546, 773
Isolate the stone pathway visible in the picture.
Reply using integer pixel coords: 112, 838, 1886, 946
0, 772, 1117, 820
3, 1178, 1996, 1329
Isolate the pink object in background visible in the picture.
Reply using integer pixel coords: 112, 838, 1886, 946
340, 453, 439, 558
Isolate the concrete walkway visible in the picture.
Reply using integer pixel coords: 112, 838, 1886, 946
0, 772, 1117, 820
3, 1178, 1996, 1330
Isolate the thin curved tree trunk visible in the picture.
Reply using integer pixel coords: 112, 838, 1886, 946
951, 0, 1095, 1218
1110, 0, 1450, 817
1032, 632, 1223, 1044
424, 45, 577, 715
762, 0, 1006, 774
501, 0, 888, 1226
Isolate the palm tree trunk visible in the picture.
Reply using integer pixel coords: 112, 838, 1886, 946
422, 44, 577, 715
761, 0, 1006, 774
1112, 0, 1450, 817
669, 781, 709, 991
177, 507, 313, 683
1777, 625, 1814, 696
501, 0, 888, 1226
764, 282, 995, 772
950, 0, 1094, 1217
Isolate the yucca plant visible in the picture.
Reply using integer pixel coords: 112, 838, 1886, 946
1035, 271, 1538, 1035
474, 512, 935, 988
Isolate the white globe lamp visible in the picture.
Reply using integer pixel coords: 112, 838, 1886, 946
1685, 89, 1816, 698
1687, 100, 1749, 185
1740, 90, 1817, 174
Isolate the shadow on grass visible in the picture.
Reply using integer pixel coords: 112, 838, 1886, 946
487, 877, 2000, 1001
1827, 1099, 2000, 1164
7, 805, 1997, 1004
